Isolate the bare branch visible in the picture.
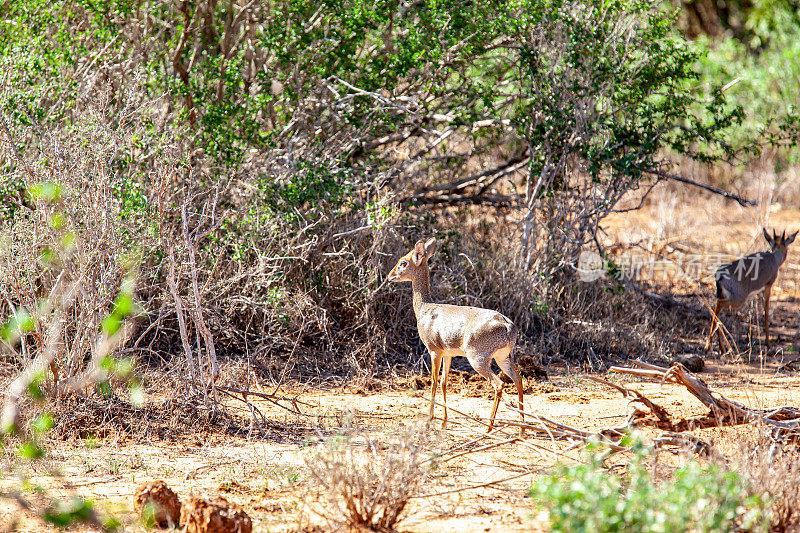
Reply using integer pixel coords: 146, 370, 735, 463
643, 169, 757, 207
611, 361, 800, 428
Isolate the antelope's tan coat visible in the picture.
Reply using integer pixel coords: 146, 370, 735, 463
388, 238, 524, 432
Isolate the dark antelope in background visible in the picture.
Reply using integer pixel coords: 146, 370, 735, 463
708, 228, 797, 353
388, 238, 524, 432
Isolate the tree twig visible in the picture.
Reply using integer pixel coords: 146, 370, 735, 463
644, 169, 756, 207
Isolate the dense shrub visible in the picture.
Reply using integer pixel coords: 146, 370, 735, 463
508, 0, 747, 280
0, 98, 155, 385
528, 440, 769, 532
0, 0, 781, 376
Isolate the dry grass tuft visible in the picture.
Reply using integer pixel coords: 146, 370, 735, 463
305, 422, 429, 532
735, 430, 800, 532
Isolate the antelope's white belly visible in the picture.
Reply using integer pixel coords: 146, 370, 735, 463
441, 347, 466, 359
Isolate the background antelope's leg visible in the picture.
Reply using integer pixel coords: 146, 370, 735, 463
763, 284, 773, 348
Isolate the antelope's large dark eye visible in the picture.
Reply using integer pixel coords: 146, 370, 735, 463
399, 260, 407, 267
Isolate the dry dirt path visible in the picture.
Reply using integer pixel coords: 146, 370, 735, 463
3, 363, 800, 532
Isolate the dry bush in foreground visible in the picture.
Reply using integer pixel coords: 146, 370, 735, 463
735, 431, 800, 532
0, 89, 163, 389
305, 423, 429, 532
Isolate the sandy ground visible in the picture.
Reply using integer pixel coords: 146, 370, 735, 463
3, 185, 800, 532
4, 363, 800, 532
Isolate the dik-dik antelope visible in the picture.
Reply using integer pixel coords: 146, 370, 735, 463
388, 238, 524, 432
707, 228, 797, 352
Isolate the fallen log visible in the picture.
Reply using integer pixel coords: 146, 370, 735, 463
610, 361, 800, 429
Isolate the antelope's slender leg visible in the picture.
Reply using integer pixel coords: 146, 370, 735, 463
488, 379, 503, 433
496, 354, 525, 435
486, 378, 503, 433
429, 351, 442, 421
440, 356, 452, 428
707, 300, 723, 353
763, 284, 773, 348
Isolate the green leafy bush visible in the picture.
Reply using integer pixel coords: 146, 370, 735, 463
528, 440, 769, 532
694, 0, 800, 164
510, 0, 748, 273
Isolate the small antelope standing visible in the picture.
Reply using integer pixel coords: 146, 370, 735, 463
707, 228, 797, 353
387, 238, 524, 432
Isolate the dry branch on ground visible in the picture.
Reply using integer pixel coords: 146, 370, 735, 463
610, 361, 800, 430
464, 360, 800, 463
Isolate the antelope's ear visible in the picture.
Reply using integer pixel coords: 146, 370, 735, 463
423, 237, 437, 260
411, 240, 427, 265
786, 231, 798, 246
763, 227, 775, 246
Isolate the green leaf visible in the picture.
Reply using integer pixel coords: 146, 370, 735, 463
113, 293, 133, 318
43, 497, 94, 527
27, 182, 63, 202
48, 212, 64, 229
101, 515, 121, 532
128, 383, 145, 407
2, 418, 18, 435
18, 441, 44, 460
38, 247, 57, 266
1, 309, 34, 341
99, 355, 115, 372
32, 413, 54, 434
27, 372, 45, 401
101, 314, 122, 336
139, 501, 160, 528
96, 380, 113, 398
60, 231, 76, 249
115, 357, 133, 378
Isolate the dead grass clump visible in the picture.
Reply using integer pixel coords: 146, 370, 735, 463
305, 423, 429, 532
133, 480, 181, 528
46, 394, 260, 442
735, 431, 800, 532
